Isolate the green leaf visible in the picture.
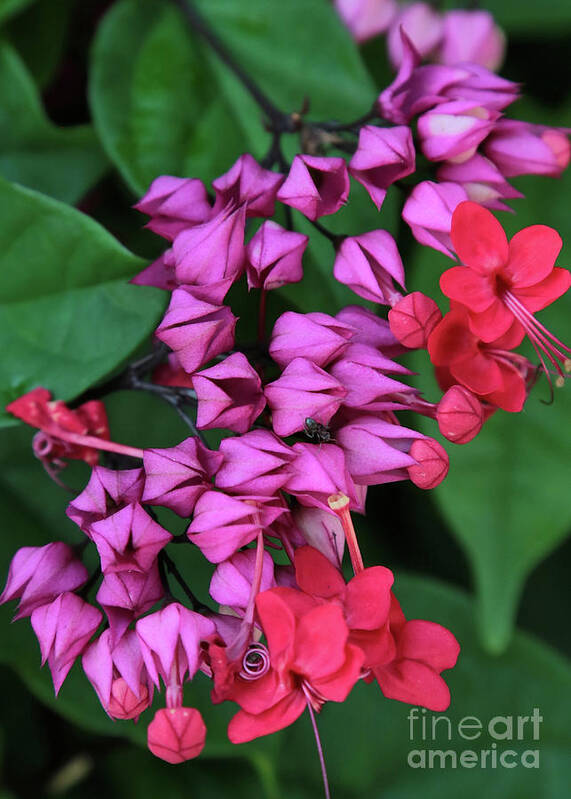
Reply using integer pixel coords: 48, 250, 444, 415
89, 0, 244, 197
0, 178, 165, 426
194, 0, 376, 155
476, 0, 571, 34
276, 575, 571, 798
0, 0, 36, 24
406, 138, 571, 653
0, 41, 108, 203
7, 0, 74, 89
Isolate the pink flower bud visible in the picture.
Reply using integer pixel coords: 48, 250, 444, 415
96, 564, 163, 643
437, 385, 484, 444
334, 0, 398, 43
387, 2, 444, 69
67, 466, 145, 534
336, 416, 423, 485
82, 629, 152, 719
90, 503, 172, 574
215, 430, 294, 496
388, 291, 442, 349
402, 180, 468, 257
212, 153, 284, 217
333, 229, 405, 303
209, 549, 276, 609
443, 64, 519, 111
130, 249, 177, 291
336, 306, 403, 356
265, 357, 347, 437
437, 10, 505, 72
133, 176, 212, 241
156, 288, 237, 375
143, 437, 224, 515
269, 311, 354, 369
0, 543, 88, 619
31, 593, 102, 694
173, 204, 246, 289
188, 492, 288, 563
349, 125, 415, 210
329, 343, 412, 410
437, 153, 523, 212
108, 677, 150, 720
276, 155, 350, 220
147, 707, 206, 764
246, 220, 307, 290
292, 506, 345, 567
407, 438, 449, 489
284, 442, 357, 511
192, 352, 266, 434
418, 100, 498, 163
378, 32, 468, 124
484, 120, 571, 178
136, 603, 215, 688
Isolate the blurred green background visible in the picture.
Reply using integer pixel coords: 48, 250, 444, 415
0, 1, 570, 797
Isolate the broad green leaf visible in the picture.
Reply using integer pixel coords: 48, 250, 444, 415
194, 0, 376, 155
7, 0, 74, 89
89, 0, 244, 197
0, 41, 108, 203
0, 178, 165, 426
406, 135, 571, 652
0, 0, 36, 24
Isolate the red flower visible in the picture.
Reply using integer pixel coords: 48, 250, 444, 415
440, 201, 571, 380
6, 388, 109, 466
223, 589, 364, 743
428, 306, 532, 411
293, 547, 459, 712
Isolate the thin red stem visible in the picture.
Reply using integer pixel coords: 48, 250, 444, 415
328, 493, 364, 574
53, 428, 144, 460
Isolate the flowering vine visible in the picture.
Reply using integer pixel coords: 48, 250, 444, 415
2, 1, 570, 797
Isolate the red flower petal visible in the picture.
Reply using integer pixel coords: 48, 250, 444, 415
428, 310, 479, 366
513, 266, 571, 312
505, 224, 562, 288
311, 643, 364, 702
147, 707, 206, 764
485, 363, 527, 412
230, 668, 291, 715
397, 620, 460, 672
293, 604, 348, 680
451, 350, 504, 395
450, 201, 508, 274
228, 690, 306, 743
345, 567, 394, 631
467, 298, 515, 341
440, 267, 496, 312
255, 591, 296, 669
294, 546, 346, 599
373, 658, 452, 711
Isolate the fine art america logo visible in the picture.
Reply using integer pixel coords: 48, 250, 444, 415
407, 707, 542, 769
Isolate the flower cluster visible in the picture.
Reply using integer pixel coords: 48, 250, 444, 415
2, 9, 571, 780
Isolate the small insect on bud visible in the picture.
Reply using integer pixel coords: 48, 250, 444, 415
303, 417, 333, 443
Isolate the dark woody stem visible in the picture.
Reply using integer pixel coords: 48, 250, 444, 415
172, 0, 297, 134
159, 550, 211, 613
308, 218, 346, 249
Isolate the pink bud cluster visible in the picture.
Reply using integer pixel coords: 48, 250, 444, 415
3, 19, 571, 771
335, 0, 506, 73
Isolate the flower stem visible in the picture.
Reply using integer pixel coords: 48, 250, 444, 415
328, 493, 364, 574
172, 0, 296, 133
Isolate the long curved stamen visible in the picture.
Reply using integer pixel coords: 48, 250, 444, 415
503, 291, 571, 379
302, 684, 331, 799
239, 643, 270, 681
228, 530, 265, 662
